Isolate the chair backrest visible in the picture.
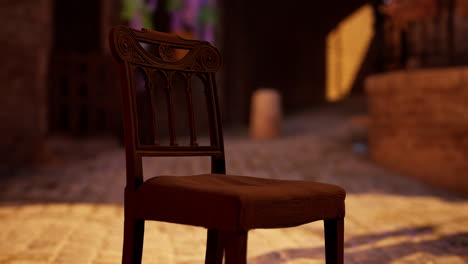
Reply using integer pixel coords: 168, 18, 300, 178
109, 25, 225, 189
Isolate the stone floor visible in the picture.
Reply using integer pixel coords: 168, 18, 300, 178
1, 98, 468, 264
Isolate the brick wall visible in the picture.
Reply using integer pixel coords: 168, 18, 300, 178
0, 0, 51, 167
366, 68, 468, 194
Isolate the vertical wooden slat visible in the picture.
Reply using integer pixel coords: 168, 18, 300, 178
48, 53, 119, 135
134, 66, 154, 145
202, 73, 216, 147
145, 69, 159, 145
185, 74, 198, 146
165, 71, 178, 146
210, 72, 225, 154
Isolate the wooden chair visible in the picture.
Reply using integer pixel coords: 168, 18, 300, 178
109, 25, 346, 264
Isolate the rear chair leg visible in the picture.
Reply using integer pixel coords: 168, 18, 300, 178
205, 229, 224, 264
223, 230, 248, 264
122, 218, 145, 264
324, 218, 344, 264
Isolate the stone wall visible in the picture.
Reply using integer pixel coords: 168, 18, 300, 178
366, 67, 468, 194
0, 0, 51, 167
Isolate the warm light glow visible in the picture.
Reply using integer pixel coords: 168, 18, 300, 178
326, 4, 374, 101
2, 192, 468, 263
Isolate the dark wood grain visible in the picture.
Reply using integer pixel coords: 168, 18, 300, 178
121, 218, 145, 264
205, 229, 224, 264
110, 25, 345, 264
223, 230, 248, 264
185, 74, 199, 146
324, 218, 344, 264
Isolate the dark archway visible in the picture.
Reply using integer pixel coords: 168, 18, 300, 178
48, 0, 121, 136
220, 0, 380, 124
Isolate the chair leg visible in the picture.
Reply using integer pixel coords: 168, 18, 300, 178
122, 218, 145, 264
223, 230, 248, 264
324, 218, 344, 264
205, 229, 224, 264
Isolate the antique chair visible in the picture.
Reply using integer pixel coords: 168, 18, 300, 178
109, 25, 346, 264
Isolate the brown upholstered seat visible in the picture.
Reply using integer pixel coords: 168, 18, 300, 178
135, 174, 345, 230
109, 25, 346, 264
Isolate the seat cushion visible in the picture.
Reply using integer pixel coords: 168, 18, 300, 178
133, 174, 345, 230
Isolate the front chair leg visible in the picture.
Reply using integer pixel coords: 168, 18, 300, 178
205, 229, 224, 264
324, 218, 344, 264
122, 218, 145, 264
223, 230, 248, 264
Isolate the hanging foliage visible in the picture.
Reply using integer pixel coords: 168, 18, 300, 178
121, 0, 154, 29
167, 0, 218, 42
198, 4, 218, 25
168, 0, 184, 11
121, 0, 218, 41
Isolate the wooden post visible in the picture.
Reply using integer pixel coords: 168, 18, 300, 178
249, 88, 282, 140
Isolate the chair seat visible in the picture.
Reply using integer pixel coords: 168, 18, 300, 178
133, 174, 346, 230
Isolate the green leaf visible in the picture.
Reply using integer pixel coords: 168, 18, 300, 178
121, 0, 144, 20
142, 6, 154, 29
168, 0, 184, 11
199, 5, 218, 25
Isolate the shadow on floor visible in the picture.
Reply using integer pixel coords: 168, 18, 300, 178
249, 227, 468, 264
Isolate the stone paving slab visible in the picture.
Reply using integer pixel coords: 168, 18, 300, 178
1, 98, 468, 263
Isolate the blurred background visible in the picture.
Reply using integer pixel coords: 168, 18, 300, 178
1, 1, 468, 263
1, 0, 467, 193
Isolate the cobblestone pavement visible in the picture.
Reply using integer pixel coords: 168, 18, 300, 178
1, 98, 468, 264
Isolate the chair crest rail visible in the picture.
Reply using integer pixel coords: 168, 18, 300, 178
110, 25, 221, 72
